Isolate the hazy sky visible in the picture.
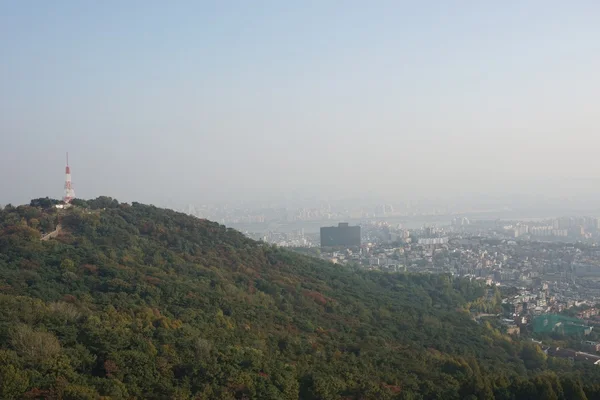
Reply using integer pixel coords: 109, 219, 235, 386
2, 1, 600, 206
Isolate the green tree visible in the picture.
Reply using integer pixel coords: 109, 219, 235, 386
521, 343, 547, 370
560, 376, 587, 400
0, 365, 29, 399
60, 258, 76, 272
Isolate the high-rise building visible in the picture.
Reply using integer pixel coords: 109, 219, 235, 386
320, 223, 361, 247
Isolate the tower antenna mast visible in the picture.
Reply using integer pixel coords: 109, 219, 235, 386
63, 152, 75, 203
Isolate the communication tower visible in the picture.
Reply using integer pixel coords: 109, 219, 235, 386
63, 152, 75, 203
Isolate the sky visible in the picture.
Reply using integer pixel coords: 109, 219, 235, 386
2, 1, 600, 207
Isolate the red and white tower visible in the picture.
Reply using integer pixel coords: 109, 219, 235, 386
63, 152, 75, 203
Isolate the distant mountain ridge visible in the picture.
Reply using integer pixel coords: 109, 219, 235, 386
0, 197, 598, 399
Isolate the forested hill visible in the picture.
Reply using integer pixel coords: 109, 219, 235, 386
0, 198, 599, 400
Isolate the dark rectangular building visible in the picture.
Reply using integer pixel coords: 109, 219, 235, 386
320, 223, 361, 247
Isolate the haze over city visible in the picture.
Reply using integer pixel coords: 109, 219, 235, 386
2, 1, 600, 208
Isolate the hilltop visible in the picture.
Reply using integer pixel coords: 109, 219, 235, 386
0, 197, 599, 399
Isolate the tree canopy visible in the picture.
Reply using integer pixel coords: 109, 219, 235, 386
0, 198, 599, 399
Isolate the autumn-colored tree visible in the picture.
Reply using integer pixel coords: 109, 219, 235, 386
10, 325, 61, 364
